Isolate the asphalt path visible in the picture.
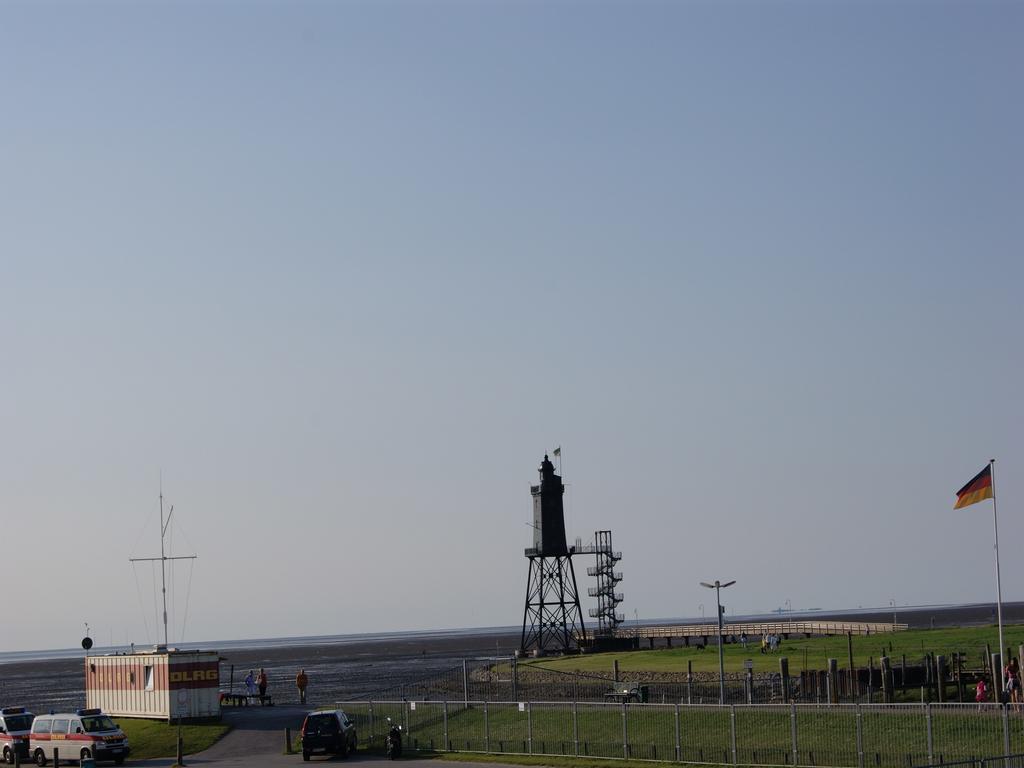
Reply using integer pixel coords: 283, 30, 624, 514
130, 707, 512, 768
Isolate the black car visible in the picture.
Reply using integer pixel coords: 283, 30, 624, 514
300, 710, 357, 761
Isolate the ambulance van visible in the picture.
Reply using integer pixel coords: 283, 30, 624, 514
0, 707, 34, 764
29, 710, 129, 766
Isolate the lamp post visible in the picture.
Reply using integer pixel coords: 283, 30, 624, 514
700, 579, 736, 705
889, 598, 896, 628
785, 598, 792, 624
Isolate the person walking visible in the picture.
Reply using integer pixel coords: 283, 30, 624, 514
296, 669, 309, 705
976, 676, 988, 710
258, 668, 269, 704
1005, 658, 1021, 711
244, 670, 256, 703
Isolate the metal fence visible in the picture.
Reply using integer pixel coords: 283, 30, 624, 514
362, 656, 985, 706
338, 700, 1024, 767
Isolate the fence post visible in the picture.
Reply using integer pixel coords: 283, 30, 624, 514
484, 701, 489, 753
1003, 703, 1011, 756
881, 657, 893, 703
855, 704, 864, 768
828, 659, 838, 705
687, 660, 693, 704
781, 657, 791, 703
462, 659, 469, 707
573, 700, 579, 757
621, 701, 628, 760
790, 702, 799, 766
527, 702, 533, 755
403, 700, 409, 741
369, 702, 375, 744
512, 655, 518, 701
443, 700, 449, 752
848, 633, 858, 699
925, 703, 933, 765
674, 703, 681, 763
730, 705, 738, 765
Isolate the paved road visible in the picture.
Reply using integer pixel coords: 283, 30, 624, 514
132, 707, 509, 768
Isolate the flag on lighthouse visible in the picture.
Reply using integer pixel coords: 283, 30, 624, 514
954, 464, 994, 510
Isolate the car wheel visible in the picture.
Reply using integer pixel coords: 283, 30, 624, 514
80, 749, 92, 762
302, 751, 310, 762
34, 750, 46, 768
2, 747, 11, 764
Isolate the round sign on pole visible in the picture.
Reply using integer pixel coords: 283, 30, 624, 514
177, 690, 189, 716
82, 637, 93, 650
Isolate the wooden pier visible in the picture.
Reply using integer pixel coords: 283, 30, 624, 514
611, 620, 908, 647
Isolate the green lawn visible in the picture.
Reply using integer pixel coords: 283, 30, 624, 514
520, 624, 1024, 676
339, 701, 1019, 768
116, 719, 230, 759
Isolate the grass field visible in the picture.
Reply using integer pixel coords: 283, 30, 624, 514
116, 719, 230, 759
520, 624, 1024, 676
341, 700, 1023, 768
336, 624, 1024, 768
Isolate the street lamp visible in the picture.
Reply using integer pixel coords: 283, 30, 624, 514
699, 603, 705, 621
700, 579, 736, 705
785, 598, 792, 624
889, 598, 896, 627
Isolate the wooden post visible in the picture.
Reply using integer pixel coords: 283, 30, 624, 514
780, 657, 791, 703
935, 655, 946, 703
880, 657, 892, 703
987, 651, 995, 700
285, 728, 292, 754
687, 660, 693, 704
847, 633, 857, 699
613, 659, 620, 682
827, 659, 838, 704
52, 749, 59, 768
956, 653, 965, 702
867, 657, 874, 703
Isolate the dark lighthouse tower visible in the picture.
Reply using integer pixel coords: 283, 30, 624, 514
520, 455, 587, 654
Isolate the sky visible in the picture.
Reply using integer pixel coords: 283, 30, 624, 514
1, 0, 1021, 653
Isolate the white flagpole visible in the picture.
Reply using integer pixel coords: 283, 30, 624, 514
991, 459, 1007, 693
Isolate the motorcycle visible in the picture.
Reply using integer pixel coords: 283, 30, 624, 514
385, 718, 403, 759
384, 718, 403, 760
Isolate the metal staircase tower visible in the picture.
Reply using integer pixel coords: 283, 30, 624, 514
584, 530, 624, 635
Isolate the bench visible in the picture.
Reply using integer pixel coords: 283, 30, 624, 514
220, 693, 274, 707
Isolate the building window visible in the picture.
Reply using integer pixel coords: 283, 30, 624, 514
145, 665, 155, 691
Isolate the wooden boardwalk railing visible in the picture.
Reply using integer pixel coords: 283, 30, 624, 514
615, 620, 909, 640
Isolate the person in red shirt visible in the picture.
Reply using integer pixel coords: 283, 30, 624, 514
976, 676, 988, 710
258, 668, 269, 704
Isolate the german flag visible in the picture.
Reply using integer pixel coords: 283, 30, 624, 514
954, 464, 994, 510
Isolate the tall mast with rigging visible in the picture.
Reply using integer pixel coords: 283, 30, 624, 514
129, 487, 197, 647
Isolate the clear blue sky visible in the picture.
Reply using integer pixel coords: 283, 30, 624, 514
1, 0, 1021, 652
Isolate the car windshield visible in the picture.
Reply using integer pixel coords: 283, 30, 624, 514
4, 716, 33, 731
305, 715, 338, 733
82, 717, 117, 733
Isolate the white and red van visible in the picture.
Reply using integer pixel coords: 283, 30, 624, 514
0, 707, 34, 764
29, 709, 129, 766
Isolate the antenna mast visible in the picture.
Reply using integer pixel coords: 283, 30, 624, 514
129, 487, 197, 647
